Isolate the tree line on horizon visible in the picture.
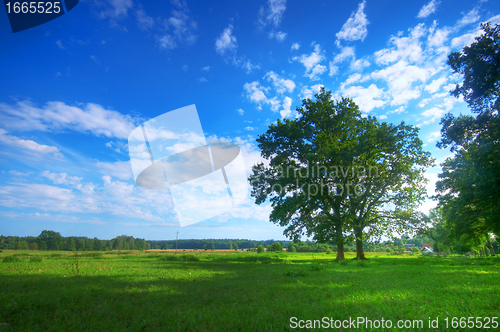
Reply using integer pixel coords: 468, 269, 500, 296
2, 229, 467, 254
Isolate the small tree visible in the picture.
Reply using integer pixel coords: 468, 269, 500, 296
267, 242, 283, 252
257, 245, 265, 253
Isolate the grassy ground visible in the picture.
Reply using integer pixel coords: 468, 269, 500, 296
0, 250, 499, 331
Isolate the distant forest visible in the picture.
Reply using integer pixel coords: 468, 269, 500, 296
0, 230, 436, 253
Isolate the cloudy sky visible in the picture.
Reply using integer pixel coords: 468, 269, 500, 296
1, 0, 499, 241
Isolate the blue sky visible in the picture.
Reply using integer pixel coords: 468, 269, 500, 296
1, 0, 499, 241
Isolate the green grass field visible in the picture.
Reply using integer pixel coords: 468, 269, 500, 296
0, 250, 499, 331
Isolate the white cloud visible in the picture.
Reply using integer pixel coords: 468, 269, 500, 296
457, 8, 480, 28
427, 24, 451, 48
341, 84, 385, 113
0, 129, 61, 156
291, 43, 300, 51
258, 0, 287, 29
374, 24, 426, 65
386, 106, 406, 115
9, 170, 31, 177
197, 77, 208, 83
202, 66, 210, 71
350, 58, 370, 71
244, 126, 255, 131
55, 40, 64, 49
417, 0, 439, 19
264, 71, 296, 94
293, 44, 327, 80
98, 0, 133, 19
136, 8, 154, 31
333, 46, 356, 65
242, 60, 260, 73
244, 81, 269, 104
420, 107, 446, 125
280, 96, 293, 118
371, 60, 430, 106
425, 76, 447, 93
157, 6, 197, 50
95, 161, 134, 180
300, 84, 324, 100
90, 55, 99, 64
378, 115, 387, 120
243, 81, 281, 112
336, 1, 369, 42
418, 98, 431, 108
426, 131, 441, 142
157, 35, 176, 50
329, 63, 338, 76
0, 176, 171, 221
269, 31, 287, 41
237, 108, 244, 116
215, 24, 238, 56
41, 171, 82, 186
342, 73, 370, 87
0, 100, 137, 139
448, 15, 500, 50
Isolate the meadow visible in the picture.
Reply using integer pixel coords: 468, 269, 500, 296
0, 250, 499, 331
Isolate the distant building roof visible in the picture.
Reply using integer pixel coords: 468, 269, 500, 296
422, 243, 431, 248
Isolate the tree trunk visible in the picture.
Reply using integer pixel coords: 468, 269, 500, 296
335, 242, 345, 261
354, 226, 366, 260
486, 237, 496, 256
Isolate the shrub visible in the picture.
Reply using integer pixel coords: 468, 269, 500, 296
287, 244, 297, 252
325, 249, 333, 254
158, 254, 200, 262
409, 247, 420, 254
3, 256, 21, 263
30, 256, 43, 263
257, 245, 265, 253
267, 242, 283, 252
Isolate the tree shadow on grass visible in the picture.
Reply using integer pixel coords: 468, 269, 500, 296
0, 256, 499, 331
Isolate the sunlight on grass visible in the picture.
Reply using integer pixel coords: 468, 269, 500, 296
0, 251, 499, 331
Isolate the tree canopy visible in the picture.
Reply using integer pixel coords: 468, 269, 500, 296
447, 23, 500, 112
436, 22, 500, 247
249, 89, 433, 260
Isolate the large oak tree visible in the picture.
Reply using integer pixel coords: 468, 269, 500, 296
249, 89, 433, 260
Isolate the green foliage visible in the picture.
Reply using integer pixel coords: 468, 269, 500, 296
447, 23, 500, 112
266, 242, 283, 252
437, 22, 500, 244
249, 89, 433, 261
287, 243, 297, 252
29, 256, 43, 263
409, 247, 420, 254
3, 256, 21, 263
158, 254, 200, 262
15, 241, 29, 250
256, 245, 265, 253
